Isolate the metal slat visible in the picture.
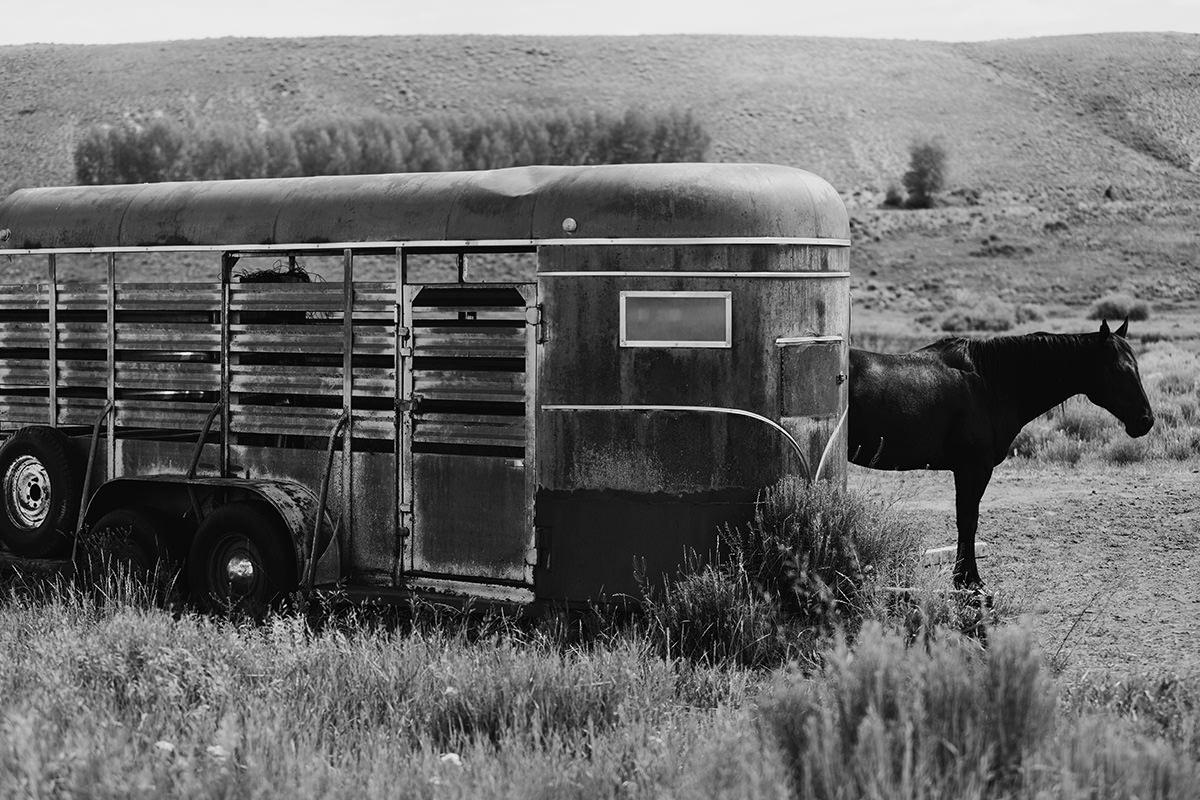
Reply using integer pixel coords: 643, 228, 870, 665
230, 284, 344, 312
413, 413, 525, 447
116, 324, 222, 350
0, 398, 50, 428
57, 285, 107, 310
231, 325, 395, 356
56, 396, 108, 426
0, 285, 49, 310
0, 361, 50, 386
413, 370, 525, 402
0, 322, 50, 348
413, 327, 525, 359
114, 399, 217, 429
116, 362, 220, 391
230, 365, 393, 395
113, 283, 222, 311
230, 404, 392, 438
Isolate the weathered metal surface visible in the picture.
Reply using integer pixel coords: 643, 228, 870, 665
411, 452, 528, 581
534, 243, 850, 601
0, 165, 848, 251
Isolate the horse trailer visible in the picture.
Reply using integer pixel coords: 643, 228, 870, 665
0, 163, 850, 609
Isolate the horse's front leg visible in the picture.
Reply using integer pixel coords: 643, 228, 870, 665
952, 464, 993, 590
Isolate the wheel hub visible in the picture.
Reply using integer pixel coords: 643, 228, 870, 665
4, 455, 51, 530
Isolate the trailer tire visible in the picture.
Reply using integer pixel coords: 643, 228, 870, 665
188, 501, 296, 617
0, 426, 83, 558
78, 506, 184, 596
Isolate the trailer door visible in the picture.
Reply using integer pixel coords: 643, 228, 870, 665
405, 284, 537, 588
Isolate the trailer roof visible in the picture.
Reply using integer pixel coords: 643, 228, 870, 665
0, 163, 848, 251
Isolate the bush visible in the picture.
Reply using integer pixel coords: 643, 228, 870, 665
940, 297, 1014, 332
901, 140, 947, 209
1101, 438, 1147, 465
1015, 303, 1045, 324
1039, 432, 1086, 466
1054, 400, 1114, 442
639, 479, 921, 668
882, 184, 904, 208
74, 107, 712, 184
1088, 293, 1151, 322
759, 624, 1056, 799
1010, 419, 1056, 458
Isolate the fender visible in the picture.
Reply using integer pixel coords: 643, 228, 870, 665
82, 475, 340, 584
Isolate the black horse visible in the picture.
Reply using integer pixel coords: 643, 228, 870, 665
848, 320, 1154, 588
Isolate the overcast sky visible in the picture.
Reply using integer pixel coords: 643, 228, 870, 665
4, 0, 1198, 45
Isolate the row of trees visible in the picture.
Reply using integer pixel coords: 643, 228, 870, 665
74, 108, 711, 185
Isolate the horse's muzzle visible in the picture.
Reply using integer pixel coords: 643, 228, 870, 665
1126, 414, 1154, 438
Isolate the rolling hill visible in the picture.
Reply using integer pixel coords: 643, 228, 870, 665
1, 33, 1199, 201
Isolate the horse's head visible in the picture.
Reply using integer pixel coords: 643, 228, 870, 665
1086, 319, 1154, 437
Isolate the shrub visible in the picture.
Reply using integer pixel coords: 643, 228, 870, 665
940, 297, 1014, 332
759, 624, 1055, 799
1015, 303, 1045, 324
639, 479, 921, 668
1101, 438, 1146, 465
901, 140, 947, 209
1088, 293, 1151, 322
882, 184, 904, 208
1010, 419, 1055, 458
1054, 400, 1114, 442
74, 107, 712, 184
1156, 371, 1195, 396
1039, 432, 1086, 466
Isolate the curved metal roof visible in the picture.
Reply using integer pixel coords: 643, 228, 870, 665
0, 163, 848, 250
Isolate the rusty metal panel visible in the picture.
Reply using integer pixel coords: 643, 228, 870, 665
412, 453, 528, 582
414, 370, 524, 402
413, 326, 525, 359
0, 322, 50, 349
413, 413, 525, 448
0, 285, 49, 310
56, 284, 107, 310
56, 396, 108, 426
780, 342, 842, 418
0, 397, 50, 429
0, 360, 50, 387
114, 400, 216, 429
115, 361, 220, 391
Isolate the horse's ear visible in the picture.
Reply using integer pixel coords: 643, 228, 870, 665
1099, 319, 1111, 336
1116, 318, 1129, 338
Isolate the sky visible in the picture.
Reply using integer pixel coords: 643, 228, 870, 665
3, 0, 1199, 45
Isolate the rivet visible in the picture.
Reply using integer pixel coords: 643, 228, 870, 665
561, 217, 577, 233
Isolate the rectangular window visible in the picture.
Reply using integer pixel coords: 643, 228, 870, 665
619, 291, 732, 348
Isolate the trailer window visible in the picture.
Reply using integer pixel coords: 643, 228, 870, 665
620, 291, 731, 348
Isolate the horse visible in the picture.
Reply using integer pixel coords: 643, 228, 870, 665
848, 320, 1154, 589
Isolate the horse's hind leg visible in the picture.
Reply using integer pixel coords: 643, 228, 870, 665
952, 464, 993, 590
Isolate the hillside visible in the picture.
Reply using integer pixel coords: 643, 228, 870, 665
2, 33, 1199, 201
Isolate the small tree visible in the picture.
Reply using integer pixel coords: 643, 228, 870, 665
902, 140, 947, 209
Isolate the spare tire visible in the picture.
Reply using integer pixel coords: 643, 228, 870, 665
0, 426, 84, 558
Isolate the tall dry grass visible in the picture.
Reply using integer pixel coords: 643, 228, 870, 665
0, 480, 1196, 798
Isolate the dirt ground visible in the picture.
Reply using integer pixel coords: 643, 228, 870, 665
850, 460, 1200, 676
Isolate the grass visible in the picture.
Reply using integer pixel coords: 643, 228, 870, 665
0, 481, 1196, 798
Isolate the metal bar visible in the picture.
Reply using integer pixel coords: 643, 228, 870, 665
341, 248, 354, 576
813, 408, 849, 484
70, 399, 115, 562
186, 403, 224, 480
1, 236, 851, 257
522, 282, 538, 584
220, 254, 233, 477
400, 276, 415, 575
105, 254, 116, 477
47, 254, 57, 427
775, 335, 845, 345
306, 410, 350, 592
542, 404, 810, 480
539, 271, 852, 278
398, 242, 408, 582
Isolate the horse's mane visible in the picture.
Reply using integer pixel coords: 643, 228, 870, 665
920, 332, 1094, 379
967, 332, 1093, 379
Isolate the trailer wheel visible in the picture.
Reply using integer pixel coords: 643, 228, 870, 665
78, 506, 183, 594
0, 426, 83, 558
188, 502, 296, 617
